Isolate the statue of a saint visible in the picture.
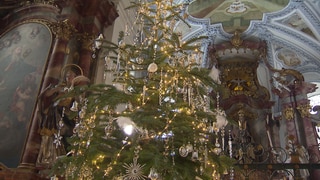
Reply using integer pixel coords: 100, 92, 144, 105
36, 64, 89, 166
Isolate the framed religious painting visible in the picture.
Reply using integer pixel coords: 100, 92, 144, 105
0, 21, 52, 167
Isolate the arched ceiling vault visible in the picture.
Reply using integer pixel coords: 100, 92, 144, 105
175, 0, 320, 84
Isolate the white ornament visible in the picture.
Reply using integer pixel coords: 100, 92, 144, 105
179, 145, 188, 157
215, 109, 228, 129
147, 62, 158, 73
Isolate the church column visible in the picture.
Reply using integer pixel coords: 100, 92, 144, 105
78, 34, 95, 78
19, 20, 76, 169
280, 81, 320, 178
281, 82, 319, 149
77, 0, 118, 79
293, 83, 320, 179
291, 82, 319, 156
296, 99, 320, 159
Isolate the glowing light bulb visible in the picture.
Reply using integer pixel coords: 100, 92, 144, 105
123, 124, 134, 135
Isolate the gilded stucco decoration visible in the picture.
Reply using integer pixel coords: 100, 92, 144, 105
77, 33, 96, 51
283, 104, 311, 121
297, 104, 312, 118
209, 31, 269, 100
279, 12, 318, 40
230, 30, 243, 48
229, 105, 256, 127
48, 20, 77, 41
283, 107, 294, 121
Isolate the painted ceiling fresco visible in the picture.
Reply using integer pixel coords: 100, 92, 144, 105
188, 0, 289, 33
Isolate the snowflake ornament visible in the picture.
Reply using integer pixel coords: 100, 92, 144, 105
123, 157, 147, 180
53, 132, 63, 148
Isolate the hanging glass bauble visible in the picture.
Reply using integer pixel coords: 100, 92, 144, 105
79, 110, 86, 119
186, 142, 193, 152
191, 150, 198, 161
87, 130, 93, 137
73, 123, 80, 134
58, 120, 64, 128
170, 150, 176, 156
136, 56, 144, 64
179, 145, 188, 157
70, 101, 79, 112
77, 125, 86, 138
213, 147, 222, 155
118, 40, 125, 48
127, 86, 135, 93
88, 121, 95, 129
163, 96, 175, 103
148, 168, 160, 180
104, 124, 113, 137
215, 109, 228, 129
79, 164, 93, 179
86, 140, 91, 148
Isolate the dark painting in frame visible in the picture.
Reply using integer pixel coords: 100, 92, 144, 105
0, 22, 52, 167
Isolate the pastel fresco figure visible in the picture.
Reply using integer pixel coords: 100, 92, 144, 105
0, 23, 50, 168
0, 47, 37, 169
11, 81, 36, 123
0, 46, 35, 120
0, 46, 36, 163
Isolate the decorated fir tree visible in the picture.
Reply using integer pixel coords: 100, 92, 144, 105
52, 0, 234, 179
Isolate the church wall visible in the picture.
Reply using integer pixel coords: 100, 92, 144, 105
0, 1, 118, 179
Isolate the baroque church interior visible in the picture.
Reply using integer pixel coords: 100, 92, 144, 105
0, 0, 320, 179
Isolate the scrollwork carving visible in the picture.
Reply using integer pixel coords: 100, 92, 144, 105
76, 33, 95, 51
48, 20, 77, 40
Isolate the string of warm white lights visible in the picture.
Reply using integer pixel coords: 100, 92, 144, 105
51, 1, 233, 179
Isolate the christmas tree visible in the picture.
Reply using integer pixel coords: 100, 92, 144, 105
52, 0, 234, 179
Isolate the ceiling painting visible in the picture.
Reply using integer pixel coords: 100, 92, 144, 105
188, 0, 289, 33
278, 12, 318, 40
276, 48, 302, 67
